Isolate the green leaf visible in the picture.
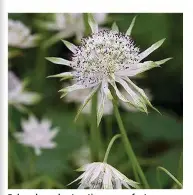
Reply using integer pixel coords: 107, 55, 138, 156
123, 111, 182, 141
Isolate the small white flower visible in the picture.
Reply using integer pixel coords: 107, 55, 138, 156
40, 13, 107, 40
65, 85, 113, 115
8, 19, 40, 48
47, 15, 171, 125
69, 162, 139, 189
8, 71, 40, 111
14, 115, 59, 155
120, 88, 153, 112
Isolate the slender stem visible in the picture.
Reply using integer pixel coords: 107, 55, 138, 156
97, 124, 104, 161
112, 92, 149, 188
90, 93, 98, 161
105, 115, 113, 141
103, 134, 121, 163
157, 166, 183, 189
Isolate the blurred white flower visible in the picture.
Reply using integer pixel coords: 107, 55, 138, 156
8, 71, 41, 110
72, 145, 92, 167
40, 13, 107, 40
65, 87, 113, 115
14, 115, 59, 155
47, 15, 171, 125
8, 19, 40, 48
69, 162, 139, 189
120, 88, 153, 112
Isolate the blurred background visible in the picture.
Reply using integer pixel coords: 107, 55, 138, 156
8, 13, 183, 189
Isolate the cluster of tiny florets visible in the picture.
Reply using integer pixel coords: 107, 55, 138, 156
70, 30, 140, 87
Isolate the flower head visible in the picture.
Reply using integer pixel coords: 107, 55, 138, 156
69, 162, 139, 189
14, 115, 59, 155
47, 15, 171, 125
8, 19, 40, 48
8, 71, 40, 111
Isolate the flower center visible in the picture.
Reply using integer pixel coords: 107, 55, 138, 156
71, 30, 140, 87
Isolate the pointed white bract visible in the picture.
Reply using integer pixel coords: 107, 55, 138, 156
8, 19, 40, 48
64, 85, 113, 116
14, 115, 59, 155
8, 71, 40, 111
48, 16, 171, 124
38, 13, 107, 40
120, 87, 153, 112
69, 162, 139, 189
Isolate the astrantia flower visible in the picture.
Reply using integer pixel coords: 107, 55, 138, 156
8, 71, 41, 111
14, 115, 59, 155
69, 162, 139, 189
47, 15, 171, 125
65, 85, 113, 115
38, 13, 107, 41
8, 19, 40, 48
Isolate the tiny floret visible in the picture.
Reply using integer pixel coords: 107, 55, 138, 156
14, 115, 59, 155
47, 15, 171, 124
69, 162, 139, 189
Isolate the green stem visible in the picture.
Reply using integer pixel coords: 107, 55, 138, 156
97, 124, 104, 161
105, 115, 113, 141
157, 166, 183, 189
90, 93, 99, 161
103, 134, 121, 163
112, 92, 149, 188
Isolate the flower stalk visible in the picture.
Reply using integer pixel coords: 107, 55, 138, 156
103, 134, 121, 163
111, 90, 150, 188
90, 93, 99, 161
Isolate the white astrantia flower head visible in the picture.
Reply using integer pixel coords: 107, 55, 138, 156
39, 13, 107, 41
8, 71, 41, 111
14, 115, 59, 155
65, 85, 113, 115
8, 19, 40, 48
47, 14, 172, 125
68, 162, 139, 189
